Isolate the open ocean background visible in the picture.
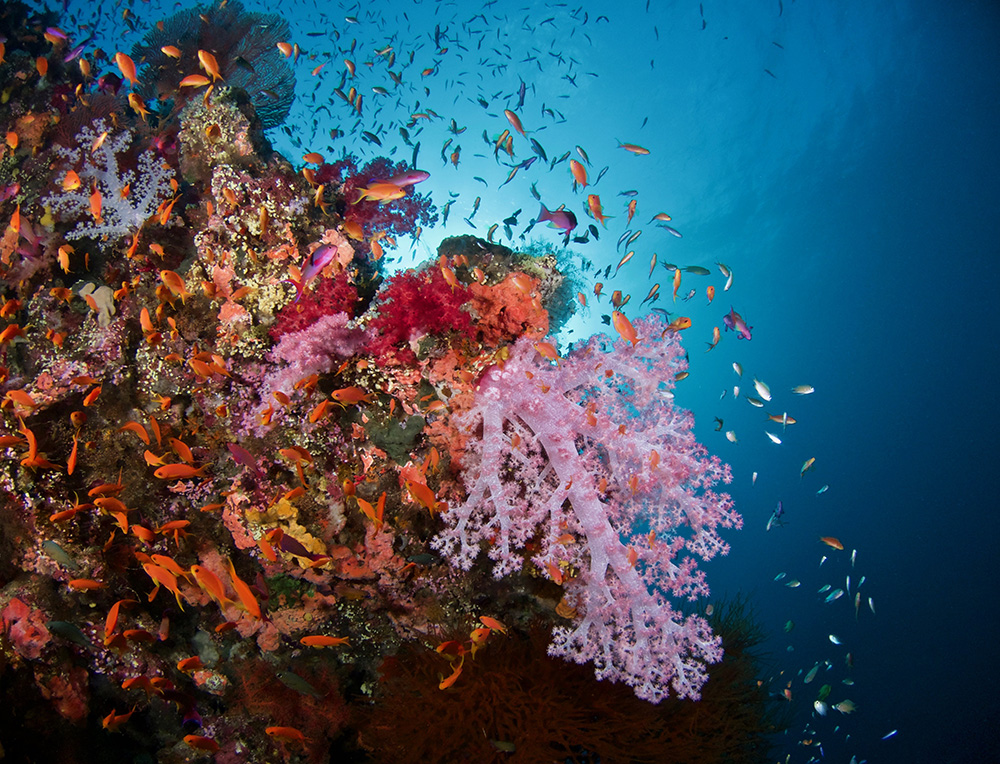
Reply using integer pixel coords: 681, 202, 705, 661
54, 0, 1000, 761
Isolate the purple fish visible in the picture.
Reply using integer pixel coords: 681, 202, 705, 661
386, 169, 430, 187
723, 306, 753, 340
537, 202, 577, 233
227, 443, 263, 481
284, 244, 339, 302
0, 183, 19, 203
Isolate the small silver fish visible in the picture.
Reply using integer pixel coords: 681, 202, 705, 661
766, 431, 782, 444
829, 634, 842, 645
753, 377, 772, 401
825, 588, 843, 602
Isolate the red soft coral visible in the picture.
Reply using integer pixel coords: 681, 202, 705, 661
364, 268, 474, 364
270, 270, 359, 341
1, 598, 51, 660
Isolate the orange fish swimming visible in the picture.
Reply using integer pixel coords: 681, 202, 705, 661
300, 635, 350, 648
503, 109, 526, 136
114, 52, 137, 86
197, 49, 223, 81
611, 310, 638, 346
159, 270, 192, 303
153, 463, 208, 480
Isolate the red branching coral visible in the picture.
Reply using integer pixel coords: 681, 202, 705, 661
364, 268, 475, 364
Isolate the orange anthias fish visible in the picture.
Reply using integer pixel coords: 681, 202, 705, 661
611, 310, 639, 346
587, 194, 611, 227
190, 564, 231, 608
405, 479, 441, 515
329, 386, 373, 407
179, 74, 211, 88
353, 182, 405, 204
665, 316, 692, 332
184, 736, 219, 753
153, 463, 209, 480
618, 141, 650, 155
569, 159, 588, 188
504, 109, 526, 136
114, 52, 138, 86
300, 635, 350, 648
159, 270, 192, 303
706, 326, 721, 351
226, 558, 261, 619
820, 536, 844, 551
197, 49, 223, 81
266, 727, 306, 744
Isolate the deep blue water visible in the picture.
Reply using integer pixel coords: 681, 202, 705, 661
51, 0, 1000, 761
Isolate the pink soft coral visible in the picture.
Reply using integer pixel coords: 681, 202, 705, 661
432, 315, 740, 702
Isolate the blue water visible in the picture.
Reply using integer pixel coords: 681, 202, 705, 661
53, 0, 1000, 761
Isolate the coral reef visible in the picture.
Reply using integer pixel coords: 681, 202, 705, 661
0, 3, 752, 761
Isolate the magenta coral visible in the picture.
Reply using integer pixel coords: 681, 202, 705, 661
264, 312, 369, 401
321, 155, 438, 241
431, 315, 741, 702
